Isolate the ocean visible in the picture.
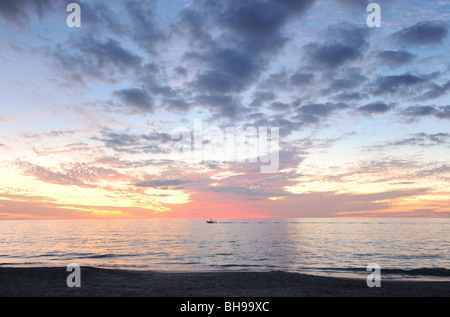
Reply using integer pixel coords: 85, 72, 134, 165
0, 218, 449, 280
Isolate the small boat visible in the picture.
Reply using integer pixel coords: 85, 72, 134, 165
206, 218, 217, 224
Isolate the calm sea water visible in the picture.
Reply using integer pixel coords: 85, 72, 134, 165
0, 218, 449, 280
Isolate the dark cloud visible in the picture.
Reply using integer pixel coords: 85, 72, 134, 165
322, 71, 367, 95
220, 1, 287, 39
270, 102, 290, 112
174, 66, 188, 77
135, 63, 177, 100
303, 43, 360, 69
336, 0, 399, 11
285, 102, 349, 131
402, 105, 450, 120
93, 131, 139, 150
93, 130, 174, 154
375, 50, 416, 68
389, 133, 450, 147
216, 0, 315, 54
135, 179, 193, 188
290, 71, 314, 86
163, 98, 192, 114
334, 91, 368, 102
296, 102, 348, 117
302, 23, 369, 70
370, 73, 426, 96
357, 102, 393, 115
259, 70, 314, 92
177, 0, 316, 119
141, 132, 173, 144
336, 0, 373, 10
114, 88, 154, 112
125, 0, 168, 54
51, 36, 142, 83
194, 94, 247, 119
0, 0, 62, 28
177, 6, 213, 47
414, 80, 450, 101
391, 20, 448, 46
250, 116, 297, 137
248, 91, 276, 108
79, 37, 142, 70
188, 47, 264, 94
75, 0, 128, 36
192, 70, 245, 94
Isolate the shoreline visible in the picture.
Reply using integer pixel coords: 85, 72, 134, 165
0, 266, 449, 297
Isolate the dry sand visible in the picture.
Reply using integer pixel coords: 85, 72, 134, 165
0, 267, 449, 297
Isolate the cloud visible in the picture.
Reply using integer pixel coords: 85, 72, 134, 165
125, 0, 168, 54
414, 80, 450, 101
391, 20, 448, 46
243, 102, 349, 137
194, 94, 247, 119
0, 0, 61, 29
389, 133, 450, 147
370, 73, 426, 96
259, 70, 315, 92
416, 164, 450, 178
402, 105, 450, 120
303, 43, 360, 70
289, 71, 315, 86
186, 46, 266, 94
216, 0, 316, 54
92, 129, 174, 154
51, 36, 142, 83
135, 179, 193, 188
357, 102, 393, 115
292, 102, 349, 126
270, 102, 290, 112
0, 198, 90, 220
79, 37, 142, 70
375, 50, 416, 68
163, 98, 192, 114
114, 88, 154, 112
15, 160, 125, 188
335, 0, 372, 10
302, 23, 369, 70
176, 0, 316, 119
321, 71, 367, 95
336, 0, 400, 12
75, 0, 128, 36
248, 91, 276, 108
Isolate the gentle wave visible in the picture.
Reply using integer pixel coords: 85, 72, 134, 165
379, 268, 450, 277
310, 267, 450, 277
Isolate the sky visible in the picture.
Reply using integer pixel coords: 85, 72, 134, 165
0, 0, 449, 219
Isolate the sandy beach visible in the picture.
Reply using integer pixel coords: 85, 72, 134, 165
0, 267, 448, 297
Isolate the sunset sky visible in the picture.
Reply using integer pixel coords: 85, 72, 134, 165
0, 0, 449, 219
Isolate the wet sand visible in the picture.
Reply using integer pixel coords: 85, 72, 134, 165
0, 267, 449, 297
